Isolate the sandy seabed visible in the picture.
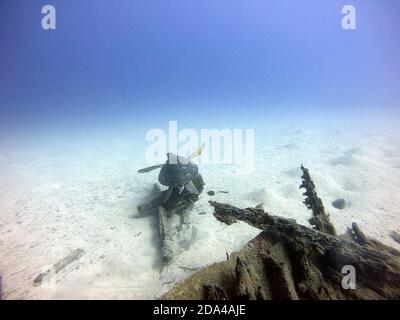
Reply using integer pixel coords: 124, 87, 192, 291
0, 123, 399, 299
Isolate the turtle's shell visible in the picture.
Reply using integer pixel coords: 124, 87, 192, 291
158, 153, 198, 187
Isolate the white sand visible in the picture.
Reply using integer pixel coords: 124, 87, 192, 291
1, 121, 399, 299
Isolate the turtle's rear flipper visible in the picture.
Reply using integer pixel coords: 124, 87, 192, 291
137, 185, 165, 216
162, 187, 174, 203
185, 181, 199, 195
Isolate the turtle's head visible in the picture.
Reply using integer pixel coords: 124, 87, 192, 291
167, 153, 178, 165
167, 153, 190, 165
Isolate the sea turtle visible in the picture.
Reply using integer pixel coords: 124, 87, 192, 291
138, 144, 206, 202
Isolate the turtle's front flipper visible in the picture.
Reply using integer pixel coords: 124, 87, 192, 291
137, 164, 163, 173
188, 142, 207, 160
185, 180, 199, 195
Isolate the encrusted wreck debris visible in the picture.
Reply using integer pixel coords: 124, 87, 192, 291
300, 164, 336, 236
163, 166, 400, 300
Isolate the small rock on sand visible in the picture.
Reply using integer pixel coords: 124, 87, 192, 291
390, 231, 400, 244
332, 198, 346, 210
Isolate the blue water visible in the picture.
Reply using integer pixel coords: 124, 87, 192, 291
1, 0, 399, 138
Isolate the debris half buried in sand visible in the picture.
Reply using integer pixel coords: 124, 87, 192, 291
137, 147, 206, 268
33, 248, 85, 287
